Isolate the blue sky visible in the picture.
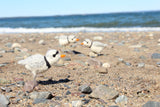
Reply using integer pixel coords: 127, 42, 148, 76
0, 0, 160, 17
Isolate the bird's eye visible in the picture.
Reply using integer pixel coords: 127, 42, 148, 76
53, 54, 56, 57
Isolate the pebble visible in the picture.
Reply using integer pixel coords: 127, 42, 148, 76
72, 100, 83, 107
64, 57, 71, 61
115, 95, 128, 103
65, 90, 71, 95
5, 43, 12, 48
90, 85, 119, 101
78, 84, 92, 94
79, 94, 86, 98
142, 101, 160, 107
86, 58, 102, 67
129, 45, 142, 48
95, 67, 108, 74
0, 49, 6, 53
38, 40, 46, 45
89, 52, 98, 57
137, 63, 145, 68
1, 87, 12, 93
29, 91, 53, 100
0, 55, 3, 57
125, 62, 131, 66
139, 55, 147, 60
102, 63, 111, 68
0, 78, 11, 85
0, 63, 7, 67
11, 43, 21, 49
93, 36, 103, 40
156, 62, 160, 67
151, 53, 160, 59
29, 38, 36, 42
0, 93, 10, 107
33, 98, 48, 104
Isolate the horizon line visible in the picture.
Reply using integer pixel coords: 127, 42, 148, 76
0, 10, 160, 19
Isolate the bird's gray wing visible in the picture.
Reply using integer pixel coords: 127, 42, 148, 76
94, 42, 107, 47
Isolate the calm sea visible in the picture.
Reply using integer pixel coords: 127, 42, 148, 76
0, 11, 160, 33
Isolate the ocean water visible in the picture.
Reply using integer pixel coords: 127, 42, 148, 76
0, 11, 160, 33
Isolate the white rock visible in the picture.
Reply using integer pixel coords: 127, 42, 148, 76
11, 43, 21, 49
93, 36, 103, 40
38, 40, 45, 45
72, 100, 83, 107
129, 45, 142, 48
102, 63, 111, 68
89, 52, 98, 57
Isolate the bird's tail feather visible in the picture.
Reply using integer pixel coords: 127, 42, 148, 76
18, 60, 26, 65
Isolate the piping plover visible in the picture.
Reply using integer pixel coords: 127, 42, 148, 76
18, 49, 65, 89
59, 35, 79, 47
81, 39, 107, 54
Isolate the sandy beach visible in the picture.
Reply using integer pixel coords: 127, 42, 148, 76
0, 31, 160, 107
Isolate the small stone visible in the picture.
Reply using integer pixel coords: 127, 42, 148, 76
64, 57, 71, 61
72, 100, 83, 107
108, 105, 119, 107
78, 84, 92, 94
125, 62, 131, 66
95, 67, 108, 74
12, 98, 21, 104
5, 87, 12, 93
33, 98, 48, 104
86, 58, 102, 67
89, 52, 98, 57
102, 63, 111, 68
82, 98, 90, 104
5, 43, 12, 48
0, 78, 11, 85
151, 53, 160, 59
90, 85, 119, 100
16, 81, 25, 86
115, 95, 127, 103
0, 93, 10, 107
93, 36, 103, 40
65, 90, 71, 95
95, 104, 105, 107
137, 63, 145, 68
29, 38, 36, 42
156, 62, 160, 67
11, 43, 21, 49
80, 94, 85, 98
0, 64, 7, 67
129, 45, 142, 48
142, 101, 160, 107
29, 91, 53, 100
139, 56, 146, 60
54, 96, 62, 100
0, 55, 3, 57
38, 40, 46, 45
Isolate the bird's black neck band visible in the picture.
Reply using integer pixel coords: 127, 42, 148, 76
44, 56, 51, 69
89, 41, 93, 48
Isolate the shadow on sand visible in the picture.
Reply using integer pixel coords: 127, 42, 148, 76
38, 78, 71, 85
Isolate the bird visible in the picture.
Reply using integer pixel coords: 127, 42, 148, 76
18, 49, 65, 89
58, 35, 79, 47
81, 39, 107, 54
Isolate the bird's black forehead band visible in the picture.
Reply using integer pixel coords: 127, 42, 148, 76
56, 51, 59, 55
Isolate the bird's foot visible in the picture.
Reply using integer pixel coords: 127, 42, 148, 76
23, 80, 38, 92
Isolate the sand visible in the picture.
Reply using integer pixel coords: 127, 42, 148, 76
0, 31, 160, 107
